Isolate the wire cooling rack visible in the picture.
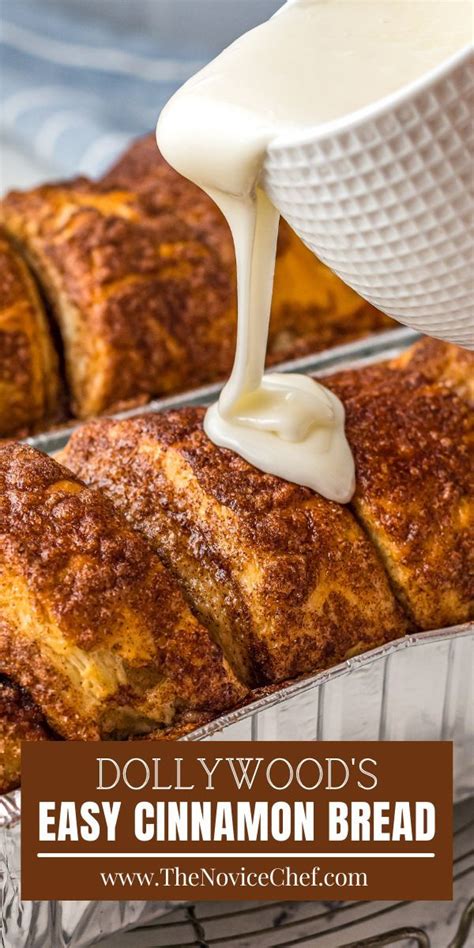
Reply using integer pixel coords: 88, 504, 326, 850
101, 804, 474, 948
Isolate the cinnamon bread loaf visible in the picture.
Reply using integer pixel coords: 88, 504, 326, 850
0, 136, 394, 425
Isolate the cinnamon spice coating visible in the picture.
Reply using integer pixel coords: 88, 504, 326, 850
394, 335, 474, 403
0, 443, 246, 741
1, 136, 393, 420
62, 410, 408, 686
0, 676, 53, 795
103, 134, 394, 360
325, 339, 474, 630
0, 229, 61, 436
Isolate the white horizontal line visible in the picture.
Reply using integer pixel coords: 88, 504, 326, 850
37, 852, 435, 859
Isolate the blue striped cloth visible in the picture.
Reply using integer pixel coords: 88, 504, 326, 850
1, 0, 281, 179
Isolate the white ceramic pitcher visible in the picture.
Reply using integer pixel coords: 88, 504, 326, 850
263, 46, 474, 348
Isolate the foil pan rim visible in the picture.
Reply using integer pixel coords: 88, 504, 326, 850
184, 621, 474, 740
1, 620, 472, 831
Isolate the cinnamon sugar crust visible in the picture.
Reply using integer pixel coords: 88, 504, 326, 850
326, 338, 474, 629
63, 409, 408, 686
1, 180, 234, 418
0, 676, 54, 795
0, 443, 246, 740
394, 336, 474, 403
0, 228, 62, 436
103, 135, 394, 361
1, 135, 393, 421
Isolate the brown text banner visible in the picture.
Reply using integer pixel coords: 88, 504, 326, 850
21, 741, 452, 900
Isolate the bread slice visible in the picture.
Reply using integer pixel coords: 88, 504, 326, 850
0, 443, 246, 740
62, 409, 408, 686
326, 339, 474, 630
1, 179, 234, 419
0, 228, 61, 436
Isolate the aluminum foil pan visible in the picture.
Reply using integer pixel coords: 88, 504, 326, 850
1, 624, 473, 947
3, 325, 472, 947
195, 623, 474, 803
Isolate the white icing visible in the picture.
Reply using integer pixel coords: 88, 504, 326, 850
157, 0, 470, 502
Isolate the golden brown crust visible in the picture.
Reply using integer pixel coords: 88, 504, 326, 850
0, 676, 53, 795
393, 336, 474, 403
326, 339, 474, 629
62, 409, 408, 686
1, 180, 235, 418
0, 228, 62, 436
1, 135, 393, 421
102, 132, 236, 269
0, 443, 246, 740
103, 135, 395, 361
